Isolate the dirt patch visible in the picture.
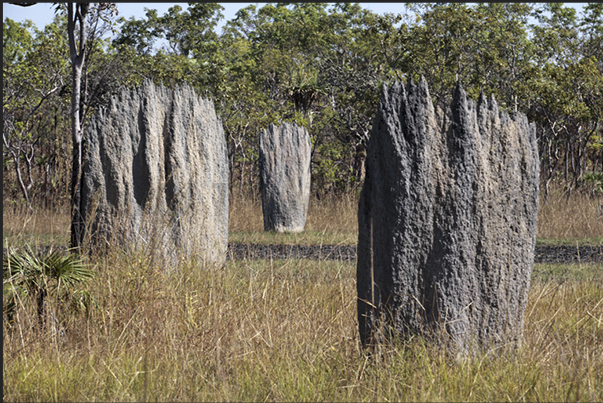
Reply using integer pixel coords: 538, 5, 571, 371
4, 244, 602, 264
227, 244, 603, 264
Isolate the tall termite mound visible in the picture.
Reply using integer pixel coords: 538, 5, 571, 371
259, 122, 311, 233
79, 80, 228, 266
357, 77, 539, 352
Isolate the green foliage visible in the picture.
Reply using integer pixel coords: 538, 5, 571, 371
526, 3, 603, 198
214, 3, 401, 194
399, 3, 535, 109
3, 16, 71, 206
112, 3, 225, 96
4, 3, 603, 204
3, 17, 34, 66
115, 4, 223, 57
582, 171, 603, 195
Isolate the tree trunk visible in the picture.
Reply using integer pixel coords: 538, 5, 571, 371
8, 149, 32, 206
36, 287, 47, 328
69, 60, 84, 248
68, 3, 89, 249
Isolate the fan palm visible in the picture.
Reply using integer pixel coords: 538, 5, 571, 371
3, 246, 94, 327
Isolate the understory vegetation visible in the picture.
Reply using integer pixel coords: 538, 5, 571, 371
3, 191, 602, 402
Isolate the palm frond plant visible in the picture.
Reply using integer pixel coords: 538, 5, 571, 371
3, 246, 94, 328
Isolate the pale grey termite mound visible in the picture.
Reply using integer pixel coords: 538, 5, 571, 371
357, 77, 539, 353
259, 122, 311, 233
79, 80, 228, 267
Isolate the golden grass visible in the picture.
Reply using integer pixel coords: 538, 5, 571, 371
2, 203, 70, 249
3, 254, 602, 402
537, 191, 603, 245
227, 189, 603, 246
3, 190, 603, 401
4, 189, 600, 248
228, 193, 358, 245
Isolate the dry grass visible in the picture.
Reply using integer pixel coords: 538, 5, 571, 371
3, 253, 602, 402
3, 190, 603, 401
2, 203, 70, 249
4, 189, 600, 249
537, 191, 603, 245
229, 189, 603, 246
228, 193, 358, 245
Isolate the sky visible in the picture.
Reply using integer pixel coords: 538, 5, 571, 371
2, 3, 417, 33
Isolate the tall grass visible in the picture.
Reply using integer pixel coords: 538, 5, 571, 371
4, 254, 602, 401
537, 191, 603, 244
228, 192, 358, 245
3, 190, 602, 401
2, 203, 70, 249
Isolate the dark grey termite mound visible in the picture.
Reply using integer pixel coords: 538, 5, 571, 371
357, 77, 539, 352
79, 80, 228, 266
259, 122, 311, 233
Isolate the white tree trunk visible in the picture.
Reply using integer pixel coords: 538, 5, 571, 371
68, 3, 89, 249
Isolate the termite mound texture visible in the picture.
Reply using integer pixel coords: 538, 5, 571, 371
259, 122, 311, 233
357, 77, 540, 352
79, 80, 228, 266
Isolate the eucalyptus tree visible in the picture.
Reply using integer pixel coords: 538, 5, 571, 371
113, 3, 225, 92
528, 3, 603, 199
397, 3, 534, 109
3, 18, 66, 206
15, 3, 117, 246
229, 3, 329, 192
222, 3, 403, 194
209, 3, 323, 195
471, 3, 535, 111
315, 3, 402, 187
6, 3, 127, 241
219, 5, 275, 195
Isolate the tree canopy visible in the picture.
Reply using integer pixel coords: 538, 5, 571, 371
4, 3, 603, 206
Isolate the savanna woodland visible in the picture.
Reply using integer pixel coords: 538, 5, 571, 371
4, 3, 603, 402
